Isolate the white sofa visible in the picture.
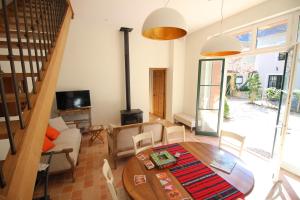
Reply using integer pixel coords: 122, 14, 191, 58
41, 117, 82, 181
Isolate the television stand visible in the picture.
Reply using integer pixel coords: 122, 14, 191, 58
57, 107, 92, 133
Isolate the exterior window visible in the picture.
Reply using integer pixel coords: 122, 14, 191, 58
256, 20, 288, 49
268, 75, 283, 89
235, 75, 244, 85
235, 31, 252, 52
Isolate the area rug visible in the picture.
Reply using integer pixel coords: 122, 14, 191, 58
153, 143, 245, 200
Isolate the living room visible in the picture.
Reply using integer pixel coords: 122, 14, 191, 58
0, 0, 300, 199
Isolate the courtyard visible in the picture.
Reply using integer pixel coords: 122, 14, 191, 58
223, 97, 300, 159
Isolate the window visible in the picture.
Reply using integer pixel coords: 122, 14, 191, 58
235, 31, 252, 52
268, 75, 283, 89
235, 75, 244, 85
256, 20, 288, 49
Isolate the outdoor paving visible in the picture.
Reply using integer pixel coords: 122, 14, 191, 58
223, 97, 281, 158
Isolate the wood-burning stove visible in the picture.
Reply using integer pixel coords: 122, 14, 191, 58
120, 27, 143, 125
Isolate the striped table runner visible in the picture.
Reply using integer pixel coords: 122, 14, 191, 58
153, 143, 245, 200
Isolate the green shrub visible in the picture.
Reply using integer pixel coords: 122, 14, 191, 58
266, 87, 281, 101
224, 97, 230, 119
239, 85, 249, 91
248, 73, 261, 103
294, 90, 300, 112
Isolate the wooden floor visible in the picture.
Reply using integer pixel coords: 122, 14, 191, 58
32, 115, 300, 200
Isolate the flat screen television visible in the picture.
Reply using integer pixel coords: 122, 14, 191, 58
56, 90, 91, 110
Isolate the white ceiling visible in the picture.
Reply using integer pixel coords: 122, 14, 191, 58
76, 0, 269, 33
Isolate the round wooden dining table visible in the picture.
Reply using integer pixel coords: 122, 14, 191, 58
122, 142, 254, 200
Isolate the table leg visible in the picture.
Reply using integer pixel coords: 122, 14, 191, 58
0, 162, 5, 188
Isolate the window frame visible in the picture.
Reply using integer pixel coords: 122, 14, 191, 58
227, 12, 299, 56
268, 74, 283, 89
255, 19, 289, 49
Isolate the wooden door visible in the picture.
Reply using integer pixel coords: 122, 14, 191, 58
152, 70, 165, 118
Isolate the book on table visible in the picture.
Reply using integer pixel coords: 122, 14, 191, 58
210, 153, 236, 174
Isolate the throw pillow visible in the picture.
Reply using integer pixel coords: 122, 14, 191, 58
42, 136, 55, 152
46, 126, 60, 140
48, 117, 69, 132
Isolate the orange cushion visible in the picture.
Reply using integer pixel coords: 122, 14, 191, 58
46, 126, 60, 140
42, 136, 55, 152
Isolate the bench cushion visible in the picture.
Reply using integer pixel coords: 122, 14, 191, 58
174, 113, 196, 127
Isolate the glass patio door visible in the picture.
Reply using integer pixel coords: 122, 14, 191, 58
280, 45, 300, 176
272, 45, 298, 180
195, 59, 225, 136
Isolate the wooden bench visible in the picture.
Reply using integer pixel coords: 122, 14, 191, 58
174, 113, 199, 131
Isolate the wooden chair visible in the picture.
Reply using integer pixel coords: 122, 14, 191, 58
265, 181, 285, 200
132, 131, 154, 155
102, 159, 129, 200
165, 126, 186, 144
219, 130, 245, 157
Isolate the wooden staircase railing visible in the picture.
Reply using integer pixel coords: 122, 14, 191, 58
0, 0, 73, 199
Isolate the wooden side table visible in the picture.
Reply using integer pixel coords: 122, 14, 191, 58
89, 125, 105, 145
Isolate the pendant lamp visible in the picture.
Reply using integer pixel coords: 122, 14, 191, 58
200, 0, 241, 56
142, 6, 187, 40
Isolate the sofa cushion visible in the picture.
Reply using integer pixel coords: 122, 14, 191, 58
46, 126, 60, 140
0, 139, 9, 161
49, 117, 69, 132
46, 128, 81, 173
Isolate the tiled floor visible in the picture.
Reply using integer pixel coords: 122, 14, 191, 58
33, 117, 300, 200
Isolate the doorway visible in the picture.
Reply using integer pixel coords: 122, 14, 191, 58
222, 52, 287, 158
195, 59, 225, 136
275, 45, 300, 177
149, 69, 166, 119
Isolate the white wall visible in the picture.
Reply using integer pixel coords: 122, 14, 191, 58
183, 0, 300, 116
57, 1, 172, 124
255, 52, 285, 89
167, 39, 186, 122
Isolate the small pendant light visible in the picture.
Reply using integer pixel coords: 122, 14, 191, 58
142, 1, 187, 40
201, 0, 241, 56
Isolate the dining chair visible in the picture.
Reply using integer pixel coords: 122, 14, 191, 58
265, 180, 286, 200
219, 130, 246, 157
102, 159, 129, 200
165, 125, 186, 144
132, 131, 154, 155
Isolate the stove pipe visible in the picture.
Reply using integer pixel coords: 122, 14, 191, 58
120, 27, 133, 111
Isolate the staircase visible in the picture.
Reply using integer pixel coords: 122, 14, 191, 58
0, 0, 73, 199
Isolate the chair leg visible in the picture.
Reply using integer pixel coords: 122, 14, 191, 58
109, 155, 117, 169
71, 170, 75, 182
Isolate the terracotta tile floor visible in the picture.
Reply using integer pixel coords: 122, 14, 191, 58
33, 117, 300, 200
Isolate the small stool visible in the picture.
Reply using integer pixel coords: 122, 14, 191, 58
89, 125, 105, 145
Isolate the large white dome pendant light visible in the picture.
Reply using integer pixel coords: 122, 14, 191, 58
142, 1, 187, 40
201, 0, 241, 56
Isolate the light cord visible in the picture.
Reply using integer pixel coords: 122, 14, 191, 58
165, 0, 170, 7
220, 0, 224, 33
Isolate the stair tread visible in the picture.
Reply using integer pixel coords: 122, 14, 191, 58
2, 73, 38, 79
0, 54, 46, 61
0, 93, 27, 103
